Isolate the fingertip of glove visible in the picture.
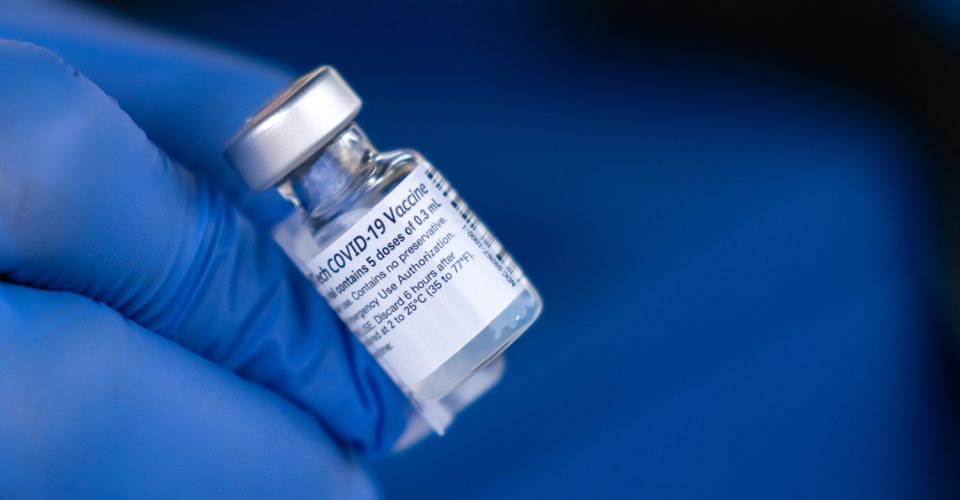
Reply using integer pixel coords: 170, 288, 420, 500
0, 39, 88, 120
0, 38, 85, 89
0, 38, 136, 142
0, 38, 64, 63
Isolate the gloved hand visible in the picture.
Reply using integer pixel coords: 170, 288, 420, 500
0, 3, 409, 497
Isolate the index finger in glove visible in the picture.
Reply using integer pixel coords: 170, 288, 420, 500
0, 40, 408, 456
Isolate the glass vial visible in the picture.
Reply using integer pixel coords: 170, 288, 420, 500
224, 67, 542, 433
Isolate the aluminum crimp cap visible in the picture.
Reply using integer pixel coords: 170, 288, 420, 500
224, 66, 362, 191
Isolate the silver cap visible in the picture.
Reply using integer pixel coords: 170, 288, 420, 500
225, 66, 362, 191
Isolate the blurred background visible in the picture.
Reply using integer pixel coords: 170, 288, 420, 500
80, 0, 960, 497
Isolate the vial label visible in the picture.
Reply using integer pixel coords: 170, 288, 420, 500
306, 164, 525, 389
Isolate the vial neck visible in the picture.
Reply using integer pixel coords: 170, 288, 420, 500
279, 123, 377, 219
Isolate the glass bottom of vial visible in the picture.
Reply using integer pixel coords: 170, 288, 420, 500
409, 284, 542, 433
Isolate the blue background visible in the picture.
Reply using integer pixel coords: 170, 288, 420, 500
109, 0, 960, 497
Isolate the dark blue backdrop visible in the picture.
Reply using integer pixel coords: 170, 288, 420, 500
130, 0, 960, 497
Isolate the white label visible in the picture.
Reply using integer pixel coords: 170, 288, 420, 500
306, 165, 524, 388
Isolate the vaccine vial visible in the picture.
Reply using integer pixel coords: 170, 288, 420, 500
224, 67, 542, 434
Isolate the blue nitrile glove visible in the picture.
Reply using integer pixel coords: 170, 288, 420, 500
0, 3, 410, 497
